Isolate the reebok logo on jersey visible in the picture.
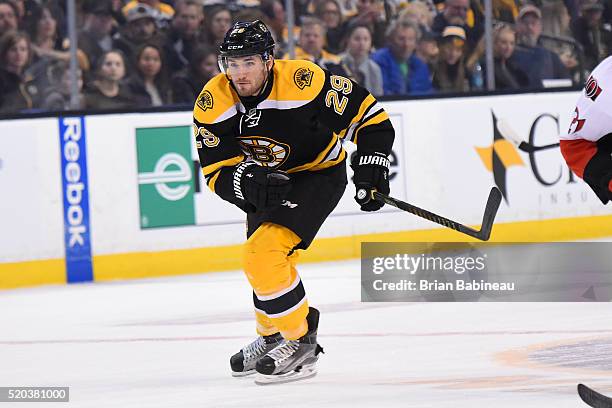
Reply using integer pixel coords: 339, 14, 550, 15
585, 75, 603, 101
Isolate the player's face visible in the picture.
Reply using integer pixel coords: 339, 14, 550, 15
227, 55, 272, 97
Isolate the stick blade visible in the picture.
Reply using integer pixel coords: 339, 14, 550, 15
475, 187, 502, 241
578, 383, 612, 407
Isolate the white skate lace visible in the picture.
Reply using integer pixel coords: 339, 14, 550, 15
243, 336, 267, 362
267, 340, 299, 365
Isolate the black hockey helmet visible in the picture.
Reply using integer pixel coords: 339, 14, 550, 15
219, 20, 275, 60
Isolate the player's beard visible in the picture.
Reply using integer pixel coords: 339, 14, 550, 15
233, 68, 269, 97
234, 81, 260, 97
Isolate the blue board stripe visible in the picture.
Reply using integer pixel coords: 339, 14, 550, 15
59, 116, 93, 283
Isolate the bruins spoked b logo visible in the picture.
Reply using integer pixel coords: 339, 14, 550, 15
196, 90, 214, 111
294, 68, 314, 90
237, 136, 290, 167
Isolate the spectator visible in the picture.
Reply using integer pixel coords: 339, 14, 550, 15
126, 44, 170, 107
541, 1, 578, 77
431, 0, 484, 58
399, 1, 435, 33
78, 0, 116, 74
314, 0, 346, 54
488, 23, 529, 90
371, 19, 432, 95
0, 30, 36, 112
113, 3, 163, 68
163, 0, 204, 74
293, 16, 352, 77
491, 0, 518, 23
203, 5, 231, 49
25, 4, 84, 104
0, 0, 18, 37
261, 0, 287, 50
122, 0, 174, 27
26, 5, 67, 62
170, 45, 219, 104
84, 49, 134, 110
40, 61, 85, 110
340, 23, 383, 95
415, 30, 439, 77
571, 0, 612, 71
511, 4, 571, 88
344, 0, 388, 49
8, 0, 24, 24
432, 25, 470, 92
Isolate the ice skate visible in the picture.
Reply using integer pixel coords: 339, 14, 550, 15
254, 307, 324, 385
230, 332, 283, 377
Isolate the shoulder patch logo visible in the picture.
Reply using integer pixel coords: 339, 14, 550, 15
294, 67, 314, 90
585, 75, 603, 101
196, 90, 214, 111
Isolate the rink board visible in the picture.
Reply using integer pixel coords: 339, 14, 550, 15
1, 91, 611, 288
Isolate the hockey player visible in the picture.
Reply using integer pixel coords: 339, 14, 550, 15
560, 56, 612, 204
193, 20, 395, 384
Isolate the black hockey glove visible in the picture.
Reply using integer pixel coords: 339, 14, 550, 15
351, 151, 390, 212
234, 162, 291, 212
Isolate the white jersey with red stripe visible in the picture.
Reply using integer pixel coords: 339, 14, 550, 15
562, 56, 612, 143
560, 56, 612, 204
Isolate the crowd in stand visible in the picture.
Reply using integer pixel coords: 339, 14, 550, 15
0, 0, 609, 113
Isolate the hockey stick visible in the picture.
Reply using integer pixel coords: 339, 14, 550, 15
497, 119, 560, 152
367, 187, 502, 241
578, 383, 612, 407
516, 141, 560, 153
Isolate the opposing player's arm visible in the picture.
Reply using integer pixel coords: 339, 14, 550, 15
316, 70, 394, 155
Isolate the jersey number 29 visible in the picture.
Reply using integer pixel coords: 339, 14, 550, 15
325, 76, 353, 115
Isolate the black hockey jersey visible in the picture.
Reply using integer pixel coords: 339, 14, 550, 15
193, 59, 394, 208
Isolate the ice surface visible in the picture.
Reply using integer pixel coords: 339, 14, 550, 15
1, 259, 611, 407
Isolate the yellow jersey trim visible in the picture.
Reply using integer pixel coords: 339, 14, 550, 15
207, 169, 222, 193
353, 111, 390, 144
202, 155, 244, 177
194, 74, 239, 125
269, 60, 325, 103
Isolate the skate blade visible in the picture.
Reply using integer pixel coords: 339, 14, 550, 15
231, 369, 256, 377
254, 364, 317, 385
